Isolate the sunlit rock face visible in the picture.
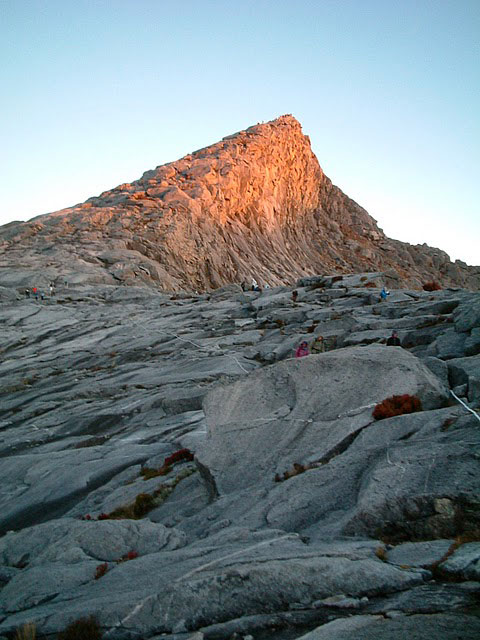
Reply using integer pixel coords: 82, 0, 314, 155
0, 114, 478, 290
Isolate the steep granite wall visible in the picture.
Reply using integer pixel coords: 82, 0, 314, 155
0, 115, 478, 290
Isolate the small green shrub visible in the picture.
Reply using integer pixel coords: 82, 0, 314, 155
57, 616, 102, 640
106, 505, 133, 519
441, 417, 456, 431
15, 623, 36, 640
374, 546, 387, 562
1, 384, 26, 394
140, 465, 171, 479
140, 448, 193, 480
105, 467, 196, 520
275, 461, 320, 482
133, 493, 155, 517
427, 529, 480, 580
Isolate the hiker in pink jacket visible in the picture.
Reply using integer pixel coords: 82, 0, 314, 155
295, 341, 310, 358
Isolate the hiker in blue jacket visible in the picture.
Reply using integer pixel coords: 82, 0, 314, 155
380, 287, 390, 302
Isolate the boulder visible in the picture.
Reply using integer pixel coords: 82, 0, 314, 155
429, 328, 467, 359
366, 582, 480, 615
0, 534, 427, 638
454, 299, 480, 333
297, 613, 480, 639
385, 540, 453, 567
465, 327, 480, 356
0, 518, 186, 567
0, 444, 169, 535
0, 286, 19, 302
197, 345, 448, 494
341, 329, 388, 347
468, 376, 480, 403
447, 354, 480, 391
439, 542, 480, 580
257, 409, 480, 541
421, 356, 449, 387
1, 562, 98, 613
295, 275, 329, 288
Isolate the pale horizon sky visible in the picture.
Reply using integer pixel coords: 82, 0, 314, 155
1, 0, 479, 265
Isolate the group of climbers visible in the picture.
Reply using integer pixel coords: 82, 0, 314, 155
295, 330, 402, 357
241, 278, 270, 292
240, 278, 402, 358
24, 282, 56, 301
24, 287, 43, 301
295, 335, 329, 358
292, 281, 401, 357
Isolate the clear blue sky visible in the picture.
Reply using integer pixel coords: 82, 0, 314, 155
1, 0, 479, 265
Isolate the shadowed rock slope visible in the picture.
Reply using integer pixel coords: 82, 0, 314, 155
1, 115, 479, 291
0, 275, 479, 639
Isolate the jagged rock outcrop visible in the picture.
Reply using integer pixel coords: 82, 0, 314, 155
1, 115, 479, 291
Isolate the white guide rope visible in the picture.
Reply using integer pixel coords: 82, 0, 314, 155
449, 390, 480, 423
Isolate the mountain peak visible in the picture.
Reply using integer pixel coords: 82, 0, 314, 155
0, 117, 479, 291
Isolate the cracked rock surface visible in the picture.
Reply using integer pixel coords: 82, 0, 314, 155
0, 275, 479, 639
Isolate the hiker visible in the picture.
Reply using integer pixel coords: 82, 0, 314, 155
311, 335, 326, 354
292, 290, 298, 303
295, 341, 310, 358
251, 278, 259, 291
49, 283, 55, 296
32, 287, 38, 300
380, 287, 390, 302
386, 330, 401, 346
24, 289, 30, 298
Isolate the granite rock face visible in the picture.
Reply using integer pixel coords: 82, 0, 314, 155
197, 345, 448, 494
1, 116, 479, 292
0, 277, 479, 639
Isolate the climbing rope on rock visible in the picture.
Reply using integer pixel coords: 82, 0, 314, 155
449, 390, 480, 423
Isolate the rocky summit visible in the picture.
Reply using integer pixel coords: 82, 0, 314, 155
0, 115, 479, 292
0, 273, 479, 640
